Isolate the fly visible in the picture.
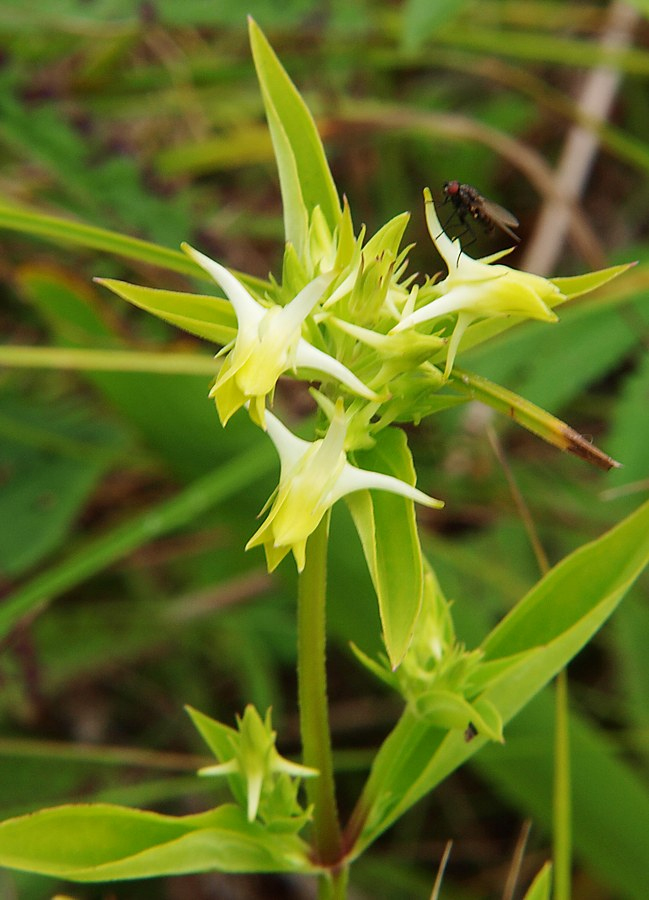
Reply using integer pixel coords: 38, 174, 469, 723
442, 181, 520, 246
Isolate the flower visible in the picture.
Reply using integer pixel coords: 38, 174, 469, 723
391, 189, 560, 377
194, 705, 317, 822
247, 401, 443, 572
182, 243, 379, 428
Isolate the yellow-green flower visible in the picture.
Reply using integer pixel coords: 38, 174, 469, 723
247, 401, 444, 572
197, 706, 317, 822
182, 244, 379, 428
392, 189, 560, 377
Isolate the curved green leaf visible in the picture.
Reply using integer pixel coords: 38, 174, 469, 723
0, 804, 313, 880
0, 202, 202, 277
482, 497, 649, 658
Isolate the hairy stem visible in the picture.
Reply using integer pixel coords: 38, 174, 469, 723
297, 512, 343, 868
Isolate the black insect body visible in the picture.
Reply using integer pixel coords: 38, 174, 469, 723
442, 181, 520, 248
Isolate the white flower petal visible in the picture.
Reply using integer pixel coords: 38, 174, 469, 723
182, 243, 263, 326
332, 463, 444, 509
295, 340, 380, 400
272, 756, 319, 778
312, 402, 347, 471
423, 192, 460, 272
264, 409, 311, 471
276, 272, 335, 332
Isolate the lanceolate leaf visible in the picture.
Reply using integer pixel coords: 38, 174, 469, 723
551, 263, 635, 300
95, 279, 237, 346
346, 428, 426, 668
248, 18, 341, 255
0, 804, 313, 880
348, 497, 649, 854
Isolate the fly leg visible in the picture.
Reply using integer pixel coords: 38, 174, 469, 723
452, 210, 477, 264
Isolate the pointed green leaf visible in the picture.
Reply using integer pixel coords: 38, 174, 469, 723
248, 19, 340, 254
0, 804, 312, 880
349, 643, 396, 690
362, 211, 411, 259
96, 279, 236, 345
551, 262, 635, 300
187, 706, 238, 759
483, 497, 649, 659
346, 428, 425, 668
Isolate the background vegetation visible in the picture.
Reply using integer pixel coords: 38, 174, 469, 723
1, 1, 648, 897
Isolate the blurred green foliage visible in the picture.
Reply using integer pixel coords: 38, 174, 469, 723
1, 1, 648, 898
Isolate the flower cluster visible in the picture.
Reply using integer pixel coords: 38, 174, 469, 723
99, 189, 573, 574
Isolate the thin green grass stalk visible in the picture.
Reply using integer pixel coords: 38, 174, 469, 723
0, 204, 269, 292
0, 346, 216, 376
0, 442, 276, 636
553, 669, 572, 900
489, 425, 572, 897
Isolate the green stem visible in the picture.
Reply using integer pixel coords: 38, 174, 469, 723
297, 512, 343, 869
318, 867, 348, 900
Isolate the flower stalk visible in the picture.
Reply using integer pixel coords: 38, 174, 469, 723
297, 512, 343, 870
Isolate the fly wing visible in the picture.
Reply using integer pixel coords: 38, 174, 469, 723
481, 198, 520, 242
